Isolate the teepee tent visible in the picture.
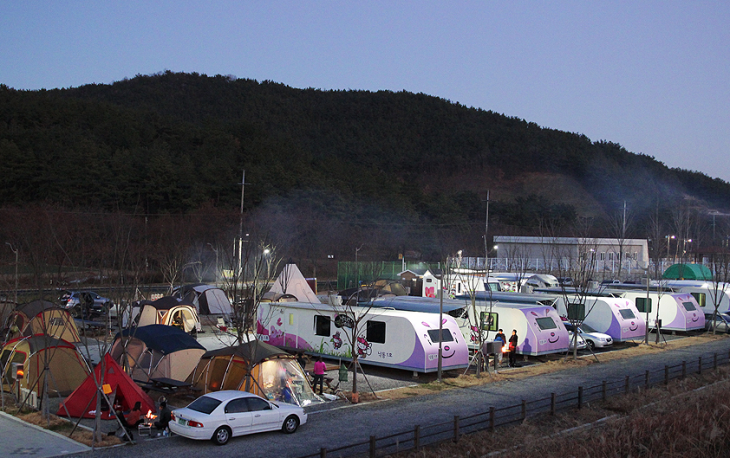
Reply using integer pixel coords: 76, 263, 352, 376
264, 264, 319, 303
188, 340, 321, 407
57, 353, 156, 419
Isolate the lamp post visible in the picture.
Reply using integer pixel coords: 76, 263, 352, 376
6, 243, 18, 304
665, 235, 675, 266
263, 248, 271, 279
207, 243, 219, 286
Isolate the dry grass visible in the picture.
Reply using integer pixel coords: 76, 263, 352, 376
15, 411, 123, 447
378, 333, 726, 402
387, 344, 730, 458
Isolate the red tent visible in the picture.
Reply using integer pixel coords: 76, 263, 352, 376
56, 353, 156, 419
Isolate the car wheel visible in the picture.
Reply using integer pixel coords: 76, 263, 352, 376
70, 305, 83, 319
586, 340, 595, 351
212, 426, 231, 445
282, 415, 299, 434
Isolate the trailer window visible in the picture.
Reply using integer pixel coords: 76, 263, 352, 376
691, 293, 706, 307
682, 301, 697, 312
366, 321, 386, 344
618, 309, 636, 320
314, 315, 331, 336
535, 317, 557, 331
635, 297, 652, 313
427, 329, 454, 343
447, 307, 467, 319
480, 312, 498, 331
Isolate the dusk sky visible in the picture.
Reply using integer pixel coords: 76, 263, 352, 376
3, 2, 728, 181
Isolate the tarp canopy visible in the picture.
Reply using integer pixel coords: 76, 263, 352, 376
175, 284, 233, 315
4, 300, 80, 343
110, 325, 206, 382
57, 353, 156, 419
663, 263, 713, 281
1, 335, 89, 398
188, 340, 322, 406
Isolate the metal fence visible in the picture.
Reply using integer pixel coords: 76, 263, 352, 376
298, 350, 730, 458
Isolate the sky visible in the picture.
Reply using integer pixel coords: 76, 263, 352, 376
2, 1, 729, 181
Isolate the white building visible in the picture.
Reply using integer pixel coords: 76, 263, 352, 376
492, 236, 649, 275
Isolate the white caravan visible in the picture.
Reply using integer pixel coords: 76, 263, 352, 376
256, 301, 469, 373
617, 290, 705, 332
554, 295, 646, 342
372, 296, 570, 356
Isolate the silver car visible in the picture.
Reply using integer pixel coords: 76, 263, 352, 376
705, 313, 730, 333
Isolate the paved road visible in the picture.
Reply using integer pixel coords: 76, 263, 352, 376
0, 412, 89, 458
49, 337, 730, 458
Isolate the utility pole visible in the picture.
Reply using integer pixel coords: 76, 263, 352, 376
236, 170, 246, 305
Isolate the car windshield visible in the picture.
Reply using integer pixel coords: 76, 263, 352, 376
580, 323, 598, 333
187, 396, 222, 415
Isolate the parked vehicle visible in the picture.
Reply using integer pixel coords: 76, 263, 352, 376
257, 300, 470, 373
169, 391, 307, 445
705, 313, 730, 333
567, 331, 587, 351
563, 322, 613, 350
617, 291, 705, 332
58, 290, 113, 318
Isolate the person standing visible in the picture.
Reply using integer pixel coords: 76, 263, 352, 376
508, 330, 518, 367
297, 352, 307, 371
494, 329, 507, 367
313, 357, 327, 395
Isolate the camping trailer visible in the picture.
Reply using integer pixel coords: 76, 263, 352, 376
617, 291, 705, 332
554, 296, 646, 342
256, 301, 469, 373
370, 296, 570, 356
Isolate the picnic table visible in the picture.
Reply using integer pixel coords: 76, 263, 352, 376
135, 377, 195, 395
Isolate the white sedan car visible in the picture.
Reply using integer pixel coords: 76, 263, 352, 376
577, 322, 613, 350
170, 391, 307, 445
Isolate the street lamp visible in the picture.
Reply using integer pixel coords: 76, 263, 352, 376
207, 243, 219, 286
5, 242, 18, 304
665, 235, 675, 265
263, 248, 271, 279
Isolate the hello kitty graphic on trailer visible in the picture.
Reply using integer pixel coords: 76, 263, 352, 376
356, 336, 372, 358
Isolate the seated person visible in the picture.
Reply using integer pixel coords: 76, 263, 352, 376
154, 401, 171, 431
108, 401, 143, 438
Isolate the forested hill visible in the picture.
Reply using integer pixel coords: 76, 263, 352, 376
1, 71, 729, 230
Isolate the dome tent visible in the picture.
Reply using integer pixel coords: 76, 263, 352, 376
662, 263, 713, 281
109, 325, 206, 383
187, 340, 322, 407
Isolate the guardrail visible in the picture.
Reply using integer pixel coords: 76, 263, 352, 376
298, 351, 730, 458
